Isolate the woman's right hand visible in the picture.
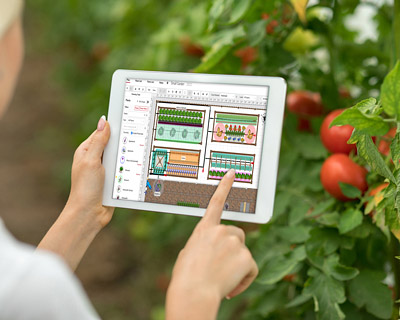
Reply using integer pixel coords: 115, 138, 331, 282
166, 169, 258, 320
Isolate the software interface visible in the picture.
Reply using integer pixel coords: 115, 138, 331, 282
113, 78, 269, 213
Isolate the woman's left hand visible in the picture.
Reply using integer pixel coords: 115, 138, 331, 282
38, 116, 114, 270
64, 115, 114, 228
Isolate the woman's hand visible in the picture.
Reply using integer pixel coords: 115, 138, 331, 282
38, 116, 114, 270
65, 115, 114, 228
166, 169, 258, 320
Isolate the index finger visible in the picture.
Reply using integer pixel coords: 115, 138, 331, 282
200, 169, 236, 226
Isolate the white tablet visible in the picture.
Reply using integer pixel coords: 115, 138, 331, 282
102, 70, 286, 224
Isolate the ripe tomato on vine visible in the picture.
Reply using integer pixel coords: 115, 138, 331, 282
320, 154, 368, 201
287, 91, 323, 117
320, 109, 357, 154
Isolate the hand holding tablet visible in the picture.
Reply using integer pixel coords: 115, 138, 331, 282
102, 70, 286, 223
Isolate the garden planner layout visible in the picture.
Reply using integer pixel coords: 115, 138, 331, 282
112, 78, 268, 213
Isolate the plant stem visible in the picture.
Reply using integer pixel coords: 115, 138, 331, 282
393, 0, 400, 65
391, 235, 400, 300
325, 0, 342, 109
383, 118, 398, 123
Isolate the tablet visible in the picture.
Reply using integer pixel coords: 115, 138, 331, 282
102, 70, 286, 224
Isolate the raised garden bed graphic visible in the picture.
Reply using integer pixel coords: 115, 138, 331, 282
155, 107, 205, 144
150, 148, 200, 179
212, 112, 259, 145
208, 151, 254, 183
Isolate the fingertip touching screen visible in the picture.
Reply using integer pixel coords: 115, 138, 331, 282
112, 78, 269, 214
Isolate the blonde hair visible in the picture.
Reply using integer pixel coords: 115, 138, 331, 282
0, 0, 23, 39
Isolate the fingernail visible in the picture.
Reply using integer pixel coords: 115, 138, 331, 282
97, 115, 106, 131
226, 296, 231, 300
226, 169, 235, 179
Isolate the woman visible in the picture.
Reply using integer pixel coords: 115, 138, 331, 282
0, 2, 258, 319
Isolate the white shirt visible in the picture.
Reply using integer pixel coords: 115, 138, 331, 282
0, 219, 100, 320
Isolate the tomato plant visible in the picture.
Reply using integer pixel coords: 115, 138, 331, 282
32, 0, 400, 319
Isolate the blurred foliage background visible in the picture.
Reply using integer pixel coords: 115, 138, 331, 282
14, 0, 400, 319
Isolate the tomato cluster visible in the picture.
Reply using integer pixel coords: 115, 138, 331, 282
287, 89, 398, 201
286, 90, 369, 201
319, 109, 367, 201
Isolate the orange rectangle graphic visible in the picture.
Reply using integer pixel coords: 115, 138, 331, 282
169, 150, 200, 166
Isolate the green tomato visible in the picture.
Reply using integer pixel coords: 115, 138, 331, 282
284, 27, 318, 54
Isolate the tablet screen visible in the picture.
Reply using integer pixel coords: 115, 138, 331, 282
112, 78, 269, 213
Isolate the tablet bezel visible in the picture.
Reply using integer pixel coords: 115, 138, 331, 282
102, 70, 286, 224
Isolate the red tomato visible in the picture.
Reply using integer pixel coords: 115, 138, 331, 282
320, 154, 368, 201
320, 109, 356, 154
283, 274, 296, 282
297, 116, 312, 132
262, 11, 289, 33
234, 46, 258, 68
286, 91, 324, 117
180, 37, 205, 57
339, 87, 351, 99
261, 12, 272, 20
266, 19, 279, 34
378, 127, 396, 156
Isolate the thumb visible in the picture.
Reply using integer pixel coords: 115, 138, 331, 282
87, 115, 111, 161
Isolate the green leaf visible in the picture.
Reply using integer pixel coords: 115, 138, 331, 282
305, 228, 341, 268
330, 108, 389, 136
289, 202, 310, 225
340, 236, 355, 250
338, 208, 363, 234
381, 60, 400, 116
252, 284, 288, 317
339, 182, 362, 199
195, 25, 246, 73
194, 43, 231, 72
316, 212, 341, 227
278, 225, 312, 243
348, 269, 393, 319
308, 199, 336, 217
341, 302, 380, 320
208, 0, 229, 31
247, 20, 267, 46
395, 170, 400, 213
353, 97, 381, 115
348, 129, 363, 144
391, 129, 400, 169
292, 133, 328, 159
228, 0, 251, 24
303, 268, 346, 320
346, 220, 373, 239
272, 192, 291, 219
285, 292, 312, 308
211, 24, 246, 45
324, 254, 359, 281
257, 246, 306, 285
356, 134, 396, 184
